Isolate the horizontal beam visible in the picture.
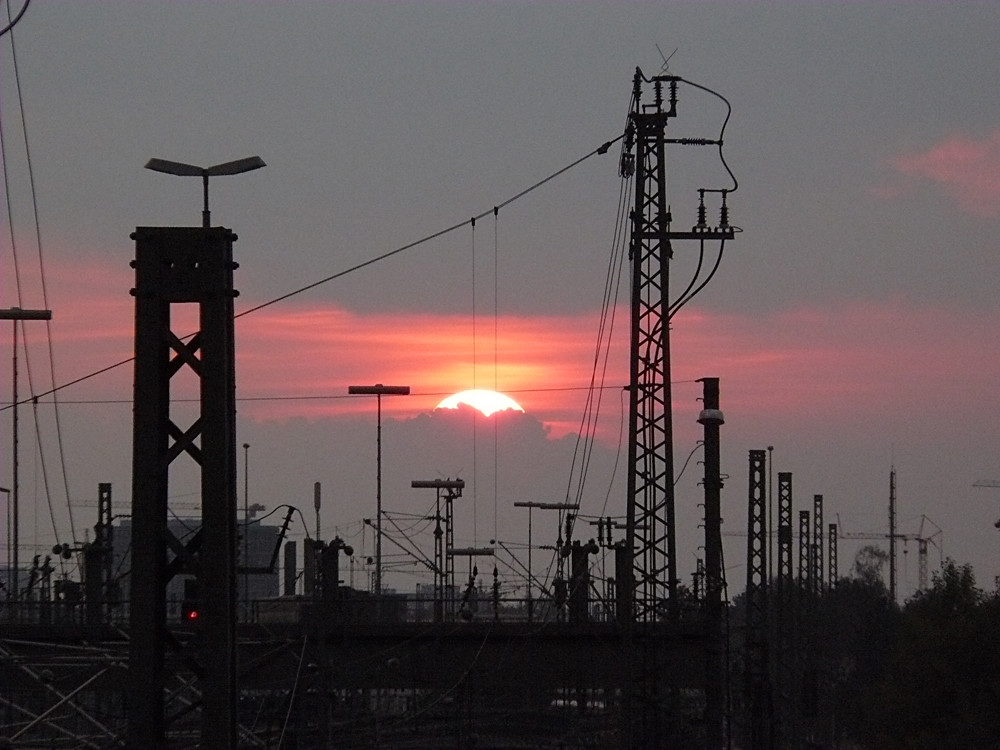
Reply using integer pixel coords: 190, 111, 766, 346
348, 384, 410, 395
0, 308, 52, 320
412, 479, 465, 490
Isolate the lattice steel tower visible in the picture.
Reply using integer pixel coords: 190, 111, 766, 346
619, 66, 736, 748
622, 67, 735, 625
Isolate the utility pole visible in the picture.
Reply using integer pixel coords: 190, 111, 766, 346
619, 66, 736, 749
349, 384, 410, 596
1, 307, 52, 603
889, 468, 897, 603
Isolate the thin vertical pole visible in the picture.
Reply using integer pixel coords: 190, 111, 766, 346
889, 468, 897, 604
11, 319, 18, 601
527, 507, 533, 621
243, 442, 250, 619
376, 393, 383, 596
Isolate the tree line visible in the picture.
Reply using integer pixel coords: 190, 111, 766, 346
729, 548, 1000, 749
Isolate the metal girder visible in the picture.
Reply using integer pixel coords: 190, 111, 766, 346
128, 226, 239, 750
797, 510, 811, 594
828, 523, 839, 588
812, 495, 824, 594
745, 449, 771, 749
625, 71, 679, 627
775, 472, 794, 748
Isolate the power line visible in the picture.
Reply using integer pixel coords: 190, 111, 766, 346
4, 385, 628, 408
1, 136, 622, 412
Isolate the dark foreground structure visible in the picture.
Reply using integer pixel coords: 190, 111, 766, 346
1, 68, 748, 749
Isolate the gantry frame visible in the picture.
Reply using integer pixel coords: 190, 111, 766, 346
128, 226, 239, 750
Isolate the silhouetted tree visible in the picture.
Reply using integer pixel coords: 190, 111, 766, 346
852, 544, 890, 591
856, 559, 1000, 749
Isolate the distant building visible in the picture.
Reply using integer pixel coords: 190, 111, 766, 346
113, 517, 282, 613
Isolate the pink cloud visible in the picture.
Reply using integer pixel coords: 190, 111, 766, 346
672, 300, 1000, 434
17, 251, 1000, 452
890, 129, 1000, 217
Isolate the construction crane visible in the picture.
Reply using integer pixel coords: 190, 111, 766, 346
839, 515, 942, 594
972, 480, 1000, 488
972, 480, 1000, 526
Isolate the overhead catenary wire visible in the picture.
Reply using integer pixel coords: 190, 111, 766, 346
470, 217, 478, 546
11, 381, 712, 407
557, 90, 637, 543
493, 207, 500, 552
0, 0, 31, 38
2, 4, 78, 549
1, 136, 622, 411
564, 158, 632, 523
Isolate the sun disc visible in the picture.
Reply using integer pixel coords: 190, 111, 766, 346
435, 389, 525, 417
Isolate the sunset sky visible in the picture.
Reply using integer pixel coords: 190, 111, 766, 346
2, 2, 999, 601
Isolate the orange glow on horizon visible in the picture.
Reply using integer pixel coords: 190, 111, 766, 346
233, 305, 621, 433
19, 250, 1000, 447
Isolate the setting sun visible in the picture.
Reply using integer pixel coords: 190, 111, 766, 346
435, 389, 525, 417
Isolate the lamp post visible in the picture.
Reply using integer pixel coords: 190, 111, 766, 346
0, 487, 9, 598
1, 307, 52, 602
348, 384, 410, 596
242, 442, 250, 619
513, 502, 579, 621
144, 156, 266, 228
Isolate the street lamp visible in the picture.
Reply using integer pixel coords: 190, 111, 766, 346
243, 442, 250, 619
1, 307, 52, 602
348, 384, 410, 596
513, 501, 579, 621
0, 487, 9, 598
144, 156, 266, 228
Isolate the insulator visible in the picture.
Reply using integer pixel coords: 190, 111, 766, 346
719, 193, 730, 229
696, 192, 707, 228
619, 152, 635, 178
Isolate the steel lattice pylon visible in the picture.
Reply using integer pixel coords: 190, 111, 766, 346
625, 69, 679, 625
812, 494, 824, 594
620, 66, 737, 749
745, 449, 771, 749
775, 471, 794, 748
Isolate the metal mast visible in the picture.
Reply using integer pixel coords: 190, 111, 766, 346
128, 225, 239, 750
889, 467, 897, 603
828, 522, 838, 588
620, 66, 736, 748
745, 449, 771, 749
622, 65, 736, 624
624, 68, 680, 624
775, 472, 794, 749
698, 378, 726, 750
812, 494, 824, 593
